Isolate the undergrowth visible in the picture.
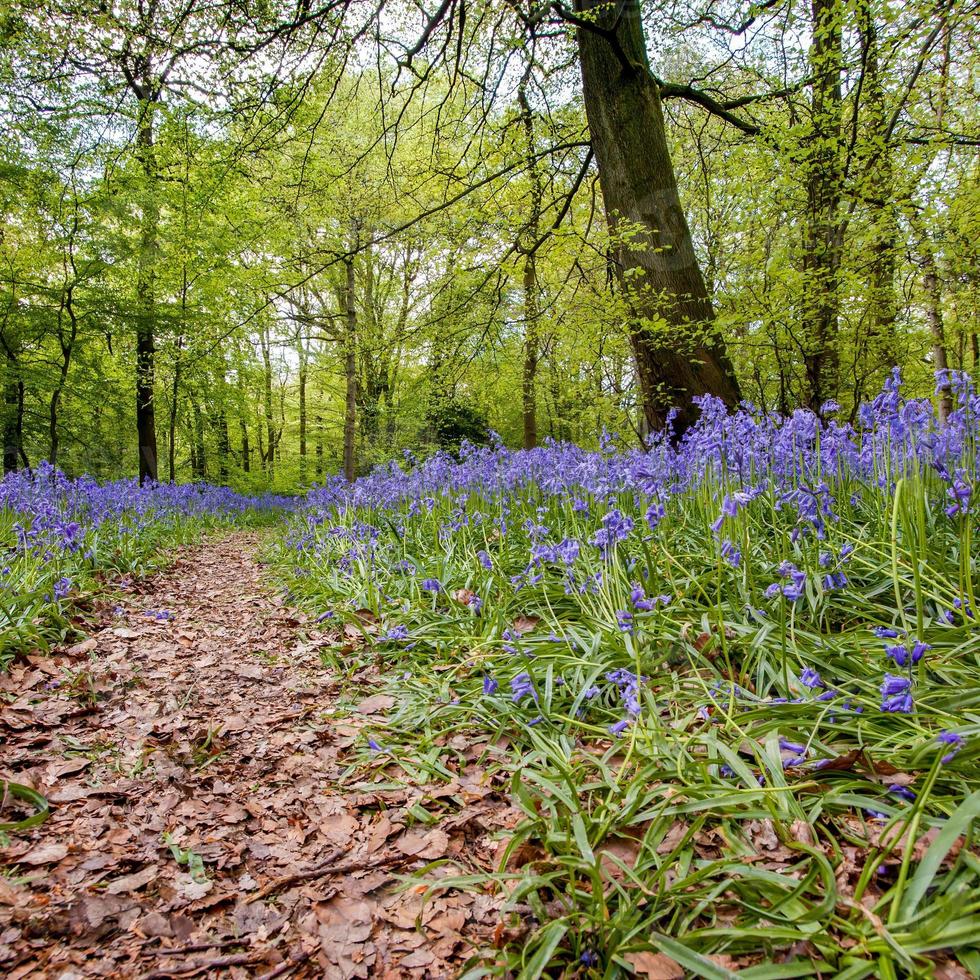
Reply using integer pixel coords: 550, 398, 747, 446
271, 372, 980, 978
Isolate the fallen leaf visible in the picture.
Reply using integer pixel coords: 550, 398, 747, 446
624, 951, 684, 978
105, 865, 159, 895
356, 694, 395, 715
67, 638, 98, 656
0, 877, 22, 905
512, 615, 540, 635
17, 842, 68, 865
396, 828, 449, 859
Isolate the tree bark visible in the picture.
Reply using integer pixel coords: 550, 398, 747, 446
191, 396, 206, 479
518, 79, 541, 450
297, 331, 308, 483
856, 0, 898, 374
236, 371, 250, 473
135, 92, 160, 483
315, 413, 324, 482
48, 283, 78, 466
342, 254, 358, 482
168, 337, 183, 483
916, 228, 953, 420
2, 350, 20, 476
260, 324, 276, 479
572, 0, 740, 434
802, 0, 844, 412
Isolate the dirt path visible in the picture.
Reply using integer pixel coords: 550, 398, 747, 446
1, 533, 504, 979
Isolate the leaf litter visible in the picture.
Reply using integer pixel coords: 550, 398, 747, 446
0, 532, 509, 978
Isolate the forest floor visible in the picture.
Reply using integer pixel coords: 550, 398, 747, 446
0, 532, 512, 979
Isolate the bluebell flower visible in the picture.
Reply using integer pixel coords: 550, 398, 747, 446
880, 673, 913, 713
873, 626, 902, 639
511, 672, 536, 703
421, 578, 442, 593
888, 784, 916, 803
800, 668, 824, 689
945, 474, 971, 517
483, 674, 498, 695
938, 730, 964, 764
644, 501, 665, 530
720, 539, 741, 568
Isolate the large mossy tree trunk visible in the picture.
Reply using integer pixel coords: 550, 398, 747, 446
573, 0, 741, 434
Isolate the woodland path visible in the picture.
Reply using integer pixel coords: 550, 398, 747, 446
1, 533, 507, 979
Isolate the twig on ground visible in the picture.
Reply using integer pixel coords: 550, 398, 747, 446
247, 850, 407, 903
255, 949, 315, 979
142, 950, 264, 979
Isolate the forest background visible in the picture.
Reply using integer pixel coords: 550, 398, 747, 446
1, 0, 977, 491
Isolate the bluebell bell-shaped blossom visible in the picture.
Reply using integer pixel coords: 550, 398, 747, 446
873, 626, 903, 639
592, 509, 634, 556
605, 668, 646, 716
510, 672, 536, 703
937, 730, 964, 763
721, 540, 741, 568
880, 673, 913, 713
616, 610, 634, 633
945, 473, 971, 517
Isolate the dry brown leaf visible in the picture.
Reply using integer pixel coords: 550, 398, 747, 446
356, 694, 395, 715
624, 951, 684, 978
16, 842, 69, 865
104, 864, 159, 895
512, 615, 540, 635
67, 638, 98, 656
396, 828, 449, 859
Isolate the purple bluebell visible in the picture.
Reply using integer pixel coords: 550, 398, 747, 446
510, 672, 536, 703
937, 730, 964, 763
880, 674, 913, 713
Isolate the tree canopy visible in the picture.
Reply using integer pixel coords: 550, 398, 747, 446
1, 0, 977, 487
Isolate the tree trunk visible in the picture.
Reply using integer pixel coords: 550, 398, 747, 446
191, 397, 206, 479
2, 351, 19, 476
342, 255, 358, 482
518, 79, 541, 450
260, 325, 275, 479
168, 338, 183, 483
315, 413, 324, 482
851, 0, 899, 396
917, 229, 953, 420
135, 94, 160, 483
573, 0, 741, 434
49, 284, 78, 466
297, 333, 308, 483
802, 0, 844, 412
236, 372, 250, 473
240, 418, 251, 473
